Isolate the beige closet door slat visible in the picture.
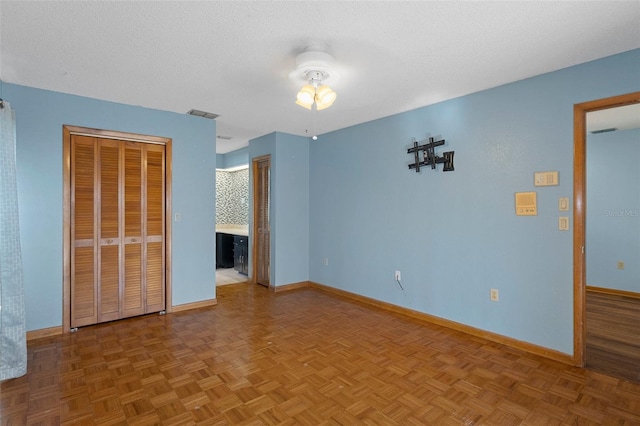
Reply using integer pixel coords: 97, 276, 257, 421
71, 135, 98, 328
122, 142, 144, 318
145, 145, 165, 313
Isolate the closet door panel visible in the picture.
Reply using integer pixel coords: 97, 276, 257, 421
146, 242, 164, 310
98, 141, 121, 322
99, 245, 120, 321
124, 243, 143, 315
100, 142, 120, 236
146, 148, 164, 237
72, 247, 96, 327
123, 143, 144, 317
71, 136, 97, 328
254, 157, 270, 287
73, 138, 96, 241
124, 144, 142, 237
145, 146, 165, 312
69, 130, 167, 328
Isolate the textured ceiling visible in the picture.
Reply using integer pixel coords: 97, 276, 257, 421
1, 1, 639, 153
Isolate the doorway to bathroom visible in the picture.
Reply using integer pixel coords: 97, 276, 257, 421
215, 164, 249, 286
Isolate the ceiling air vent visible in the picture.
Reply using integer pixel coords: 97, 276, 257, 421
187, 109, 219, 119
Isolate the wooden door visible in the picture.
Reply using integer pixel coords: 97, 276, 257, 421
70, 135, 98, 327
253, 156, 270, 287
122, 142, 144, 318
69, 131, 167, 328
98, 139, 121, 323
145, 144, 166, 313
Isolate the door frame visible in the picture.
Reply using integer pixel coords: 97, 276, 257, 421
63, 125, 173, 333
573, 91, 640, 366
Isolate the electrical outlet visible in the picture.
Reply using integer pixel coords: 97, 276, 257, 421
323, 258, 329, 266
617, 261, 624, 270
490, 288, 499, 302
394, 270, 401, 281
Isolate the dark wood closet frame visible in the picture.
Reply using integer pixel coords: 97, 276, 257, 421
573, 91, 640, 366
62, 125, 173, 333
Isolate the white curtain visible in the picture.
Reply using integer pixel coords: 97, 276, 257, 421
0, 101, 26, 380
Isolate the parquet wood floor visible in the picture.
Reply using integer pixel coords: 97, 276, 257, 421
2, 284, 640, 425
586, 290, 640, 383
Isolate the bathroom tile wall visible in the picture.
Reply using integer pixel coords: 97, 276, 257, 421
216, 169, 249, 225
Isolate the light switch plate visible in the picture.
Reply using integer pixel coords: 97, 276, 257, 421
534, 171, 559, 186
559, 216, 569, 231
559, 197, 569, 211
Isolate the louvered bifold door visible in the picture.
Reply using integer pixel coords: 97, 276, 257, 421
71, 136, 166, 327
145, 144, 165, 313
255, 157, 270, 287
71, 135, 98, 328
122, 142, 144, 318
98, 139, 121, 323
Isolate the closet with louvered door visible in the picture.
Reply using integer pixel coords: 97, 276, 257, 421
70, 134, 166, 328
253, 155, 271, 287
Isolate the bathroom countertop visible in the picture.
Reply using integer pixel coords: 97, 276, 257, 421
215, 225, 248, 237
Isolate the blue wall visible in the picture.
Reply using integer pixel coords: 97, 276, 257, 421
7, 83, 217, 331
272, 133, 309, 286
216, 147, 249, 169
223, 147, 249, 169
587, 128, 640, 292
308, 49, 640, 355
248, 132, 309, 287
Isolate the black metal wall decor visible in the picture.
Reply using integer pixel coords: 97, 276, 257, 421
407, 136, 454, 173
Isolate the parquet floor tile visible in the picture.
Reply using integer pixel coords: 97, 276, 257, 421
2, 283, 640, 425
586, 291, 640, 383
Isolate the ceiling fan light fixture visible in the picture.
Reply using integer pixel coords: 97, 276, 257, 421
295, 85, 316, 110
315, 85, 336, 110
290, 47, 339, 111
